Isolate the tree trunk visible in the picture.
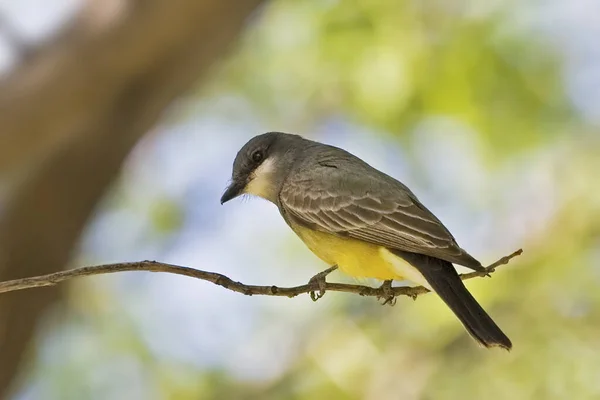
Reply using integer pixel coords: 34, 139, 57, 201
0, 0, 264, 396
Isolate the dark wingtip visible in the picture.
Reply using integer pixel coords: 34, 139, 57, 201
458, 250, 487, 272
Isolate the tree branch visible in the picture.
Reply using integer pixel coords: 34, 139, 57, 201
0, 249, 522, 299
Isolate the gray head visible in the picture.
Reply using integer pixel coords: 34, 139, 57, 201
220, 132, 306, 204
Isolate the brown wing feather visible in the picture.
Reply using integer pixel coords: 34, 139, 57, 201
280, 169, 483, 271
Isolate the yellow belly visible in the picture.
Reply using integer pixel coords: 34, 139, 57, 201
292, 224, 408, 281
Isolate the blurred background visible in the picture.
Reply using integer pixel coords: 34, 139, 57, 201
0, 0, 599, 399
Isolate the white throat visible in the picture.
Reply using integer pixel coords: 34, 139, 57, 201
244, 157, 278, 201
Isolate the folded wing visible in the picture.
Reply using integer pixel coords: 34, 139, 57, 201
280, 164, 483, 270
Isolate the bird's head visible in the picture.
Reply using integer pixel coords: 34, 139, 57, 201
220, 132, 303, 204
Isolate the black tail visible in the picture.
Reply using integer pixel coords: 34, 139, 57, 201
392, 250, 512, 350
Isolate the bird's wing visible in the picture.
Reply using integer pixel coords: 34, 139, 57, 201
280, 162, 482, 270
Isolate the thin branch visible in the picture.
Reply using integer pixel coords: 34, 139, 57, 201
0, 249, 522, 299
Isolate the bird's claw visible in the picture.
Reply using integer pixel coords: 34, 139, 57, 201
308, 265, 338, 301
381, 296, 397, 306
378, 280, 397, 306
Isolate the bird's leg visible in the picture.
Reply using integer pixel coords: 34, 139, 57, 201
308, 265, 338, 301
378, 280, 397, 306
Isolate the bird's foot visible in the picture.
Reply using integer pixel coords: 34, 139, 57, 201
308, 265, 338, 301
378, 280, 397, 306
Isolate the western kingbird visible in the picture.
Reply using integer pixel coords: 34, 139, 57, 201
221, 132, 511, 350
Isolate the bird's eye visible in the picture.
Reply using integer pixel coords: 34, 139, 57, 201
251, 150, 263, 163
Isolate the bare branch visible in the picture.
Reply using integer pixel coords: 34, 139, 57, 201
0, 249, 523, 299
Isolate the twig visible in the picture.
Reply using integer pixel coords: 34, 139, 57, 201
0, 249, 523, 299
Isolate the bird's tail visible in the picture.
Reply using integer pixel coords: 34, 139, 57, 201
392, 250, 512, 350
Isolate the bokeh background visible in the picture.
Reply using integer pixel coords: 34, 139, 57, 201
0, 0, 599, 399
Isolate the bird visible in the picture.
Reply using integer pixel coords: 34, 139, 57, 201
220, 131, 511, 350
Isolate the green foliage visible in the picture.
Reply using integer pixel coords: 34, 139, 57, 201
28, 0, 600, 399
207, 0, 600, 397
220, 0, 572, 157
149, 197, 184, 234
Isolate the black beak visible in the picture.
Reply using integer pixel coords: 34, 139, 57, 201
220, 181, 245, 204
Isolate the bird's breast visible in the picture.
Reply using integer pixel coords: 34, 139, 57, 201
290, 223, 413, 281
